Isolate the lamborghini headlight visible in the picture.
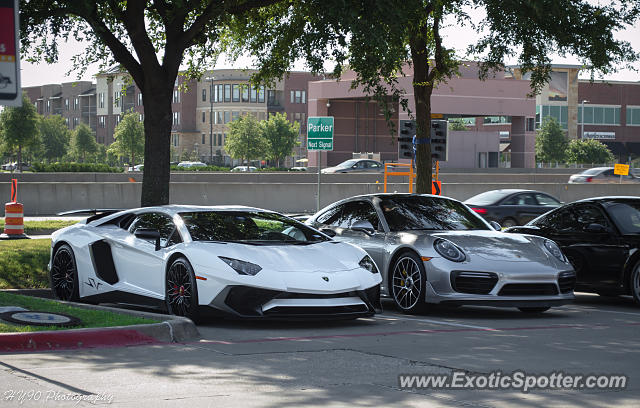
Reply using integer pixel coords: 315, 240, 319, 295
219, 257, 262, 276
359, 255, 379, 274
434, 239, 466, 262
543, 240, 567, 263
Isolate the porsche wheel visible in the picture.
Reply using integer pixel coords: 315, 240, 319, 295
50, 244, 80, 302
518, 307, 550, 313
630, 261, 640, 305
390, 252, 426, 314
166, 257, 200, 321
500, 217, 517, 228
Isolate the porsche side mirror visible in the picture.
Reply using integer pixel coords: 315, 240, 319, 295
585, 223, 607, 233
351, 220, 375, 235
135, 228, 161, 251
489, 221, 502, 231
320, 228, 337, 238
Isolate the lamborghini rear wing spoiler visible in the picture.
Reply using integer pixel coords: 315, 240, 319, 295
57, 209, 123, 223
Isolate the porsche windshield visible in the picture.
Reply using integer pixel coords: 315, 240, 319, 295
179, 211, 328, 244
379, 196, 490, 231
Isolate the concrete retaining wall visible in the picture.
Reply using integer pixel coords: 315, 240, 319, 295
2, 180, 640, 215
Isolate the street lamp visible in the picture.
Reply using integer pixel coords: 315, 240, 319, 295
581, 99, 589, 139
206, 76, 216, 163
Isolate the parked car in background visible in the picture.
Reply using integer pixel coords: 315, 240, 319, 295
464, 189, 562, 228
506, 196, 640, 305
177, 161, 207, 169
321, 159, 384, 174
568, 167, 640, 183
307, 193, 575, 314
231, 166, 257, 172
290, 166, 308, 171
127, 164, 144, 172
2, 162, 31, 171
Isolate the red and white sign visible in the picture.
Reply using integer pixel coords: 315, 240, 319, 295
0, 0, 21, 106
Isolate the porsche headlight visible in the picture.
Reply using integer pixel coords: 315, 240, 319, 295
359, 255, 379, 274
434, 239, 466, 262
219, 257, 262, 276
543, 240, 567, 262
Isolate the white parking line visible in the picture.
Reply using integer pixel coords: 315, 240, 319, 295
565, 306, 640, 316
374, 315, 496, 331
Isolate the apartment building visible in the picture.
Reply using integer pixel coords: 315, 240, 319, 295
24, 81, 96, 132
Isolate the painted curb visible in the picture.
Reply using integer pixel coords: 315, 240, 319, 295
0, 290, 200, 353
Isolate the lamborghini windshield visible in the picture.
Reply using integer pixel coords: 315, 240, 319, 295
179, 211, 328, 244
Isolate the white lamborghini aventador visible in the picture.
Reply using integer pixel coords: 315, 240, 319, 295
48, 206, 382, 320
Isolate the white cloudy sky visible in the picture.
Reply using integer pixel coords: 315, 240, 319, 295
20, 8, 640, 87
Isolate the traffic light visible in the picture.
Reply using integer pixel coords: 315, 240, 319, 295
430, 120, 448, 161
398, 120, 415, 159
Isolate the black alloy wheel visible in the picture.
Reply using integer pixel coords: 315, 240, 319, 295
166, 257, 200, 320
631, 261, 640, 305
390, 251, 427, 314
50, 244, 80, 301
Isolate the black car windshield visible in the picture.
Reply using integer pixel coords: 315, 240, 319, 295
180, 211, 329, 244
336, 159, 359, 168
605, 202, 640, 234
379, 196, 490, 231
464, 190, 514, 205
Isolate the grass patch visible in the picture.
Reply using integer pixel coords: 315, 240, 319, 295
0, 292, 157, 333
0, 239, 51, 289
0, 220, 78, 235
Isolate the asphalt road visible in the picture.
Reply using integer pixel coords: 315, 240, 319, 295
1, 294, 639, 407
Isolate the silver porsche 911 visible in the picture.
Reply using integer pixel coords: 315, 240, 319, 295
307, 194, 576, 313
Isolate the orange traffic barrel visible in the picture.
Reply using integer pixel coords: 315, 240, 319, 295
4, 202, 26, 237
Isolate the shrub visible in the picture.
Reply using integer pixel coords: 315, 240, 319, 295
31, 162, 124, 173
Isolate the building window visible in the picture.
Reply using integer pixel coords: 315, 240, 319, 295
114, 91, 120, 108
224, 111, 230, 123
65, 98, 69, 110
202, 111, 206, 123
137, 93, 143, 106
202, 88, 207, 102
172, 133, 179, 147
65, 118, 69, 127
46, 100, 50, 112
301, 90, 306, 104
218, 134, 222, 146
224, 84, 231, 102
290, 90, 295, 103
577, 105, 620, 126
115, 116, 121, 125
73, 117, 79, 128
217, 85, 223, 103
295, 90, 302, 104
202, 134, 206, 144
173, 90, 180, 103
216, 111, 223, 124
258, 86, 265, 103
173, 111, 180, 126
250, 87, 257, 103
99, 116, 105, 128
232, 111, 239, 121
242, 85, 249, 102
267, 90, 276, 105
627, 106, 640, 126
74, 98, 79, 110
483, 116, 511, 125
99, 93, 105, 108
526, 117, 535, 132
139, 114, 144, 122
232, 84, 240, 102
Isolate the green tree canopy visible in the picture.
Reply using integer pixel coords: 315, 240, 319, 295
566, 139, 614, 164
230, 0, 639, 193
72, 123, 98, 162
535, 117, 568, 163
262, 113, 300, 167
0, 92, 41, 172
225, 114, 267, 164
21, 0, 285, 205
39, 114, 71, 162
448, 119, 469, 131
108, 112, 145, 166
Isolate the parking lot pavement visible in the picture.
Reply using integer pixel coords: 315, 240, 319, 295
1, 294, 639, 407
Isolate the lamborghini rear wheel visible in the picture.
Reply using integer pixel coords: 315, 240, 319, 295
50, 244, 80, 302
166, 257, 200, 321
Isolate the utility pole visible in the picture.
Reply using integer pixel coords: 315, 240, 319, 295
581, 99, 589, 139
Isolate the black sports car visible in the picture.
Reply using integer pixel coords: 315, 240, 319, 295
505, 196, 640, 304
464, 189, 562, 227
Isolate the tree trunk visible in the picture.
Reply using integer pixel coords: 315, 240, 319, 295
141, 81, 173, 206
17, 145, 22, 173
410, 41, 434, 194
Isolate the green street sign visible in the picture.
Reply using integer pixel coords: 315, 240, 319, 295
307, 116, 334, 151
